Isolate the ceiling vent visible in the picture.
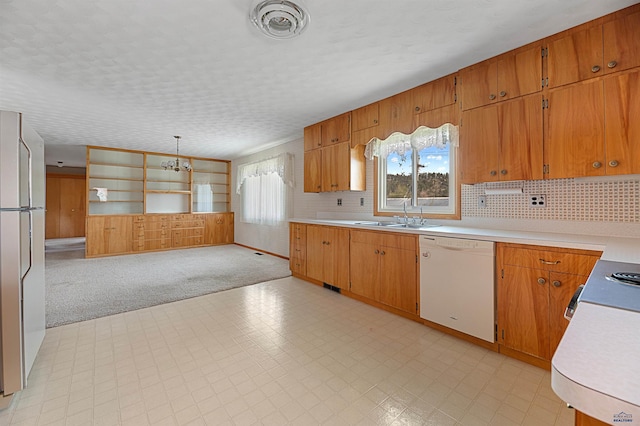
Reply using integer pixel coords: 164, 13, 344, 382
250, 0, 310, 39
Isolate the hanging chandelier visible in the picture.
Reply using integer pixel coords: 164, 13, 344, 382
161, 136, 192, 172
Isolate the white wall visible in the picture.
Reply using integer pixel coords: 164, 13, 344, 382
233, 139, 640, 257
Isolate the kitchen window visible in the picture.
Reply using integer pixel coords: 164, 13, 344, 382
236, 153, 294, 226
366, 124, 458, 217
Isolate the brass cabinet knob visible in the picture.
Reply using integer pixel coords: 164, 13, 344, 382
490, 170, 497, 176
552, 280, 561, 287
415, 106, 421, 112
499, 91, 507, 97
591, 65, 601, 73
373, 119, 378, 124
380, 251, 385, 256
374, 249, 379, 254
592, 161, 602, 169
609, 160, 619, 167
500, 169, 507, 175
537, 277, 546, 285
608, 60, 617, 69
489, 94, 496, 100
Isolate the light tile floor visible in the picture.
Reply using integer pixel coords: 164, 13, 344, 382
1, 277, 575, 425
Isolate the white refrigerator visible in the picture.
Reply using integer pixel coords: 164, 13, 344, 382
0, 111, 46, 408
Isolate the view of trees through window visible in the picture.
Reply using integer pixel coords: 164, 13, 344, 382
383, 144, 450, 208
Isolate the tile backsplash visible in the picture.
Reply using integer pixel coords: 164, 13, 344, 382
463, 177, 640, 223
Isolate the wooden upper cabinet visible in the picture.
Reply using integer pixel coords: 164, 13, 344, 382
497, 44, 543, 101
321, 112, 351, 146
414, 103, 459, 129
303, 148, 322, 193
460, 60, 498, 111
461, 43, 542, 110
547, 25, 604, 88
379, 90, 414, 138
604, 69, 640, 175
546, 79, 605, 179
352, 103, 379, 132
411, 74, 457, 114
460, 94, 542, 184
603, 10, 640, 74
304, 123, 322, 151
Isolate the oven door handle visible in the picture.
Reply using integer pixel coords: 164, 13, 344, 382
564, 284, 584, 321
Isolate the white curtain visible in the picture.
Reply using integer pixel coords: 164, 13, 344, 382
193, 182, 213, 212
237, 152, 294, 226
364, 123, 459, 160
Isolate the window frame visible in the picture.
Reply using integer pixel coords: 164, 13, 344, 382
373, 142, 460, 220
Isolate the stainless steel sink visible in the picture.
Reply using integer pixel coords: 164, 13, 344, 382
354, 221, 440, 229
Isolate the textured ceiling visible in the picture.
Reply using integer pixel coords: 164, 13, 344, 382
1, 0, 637, 166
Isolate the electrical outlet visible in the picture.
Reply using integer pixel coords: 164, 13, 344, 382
360, 197, 364, 206
337, 198, 342, 206
478, 195, 487, 208
529, 194, 546, 208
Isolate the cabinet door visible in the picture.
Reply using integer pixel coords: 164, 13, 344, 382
379, 91, 414, 138
547, 80, 605, 179
379, 246, 417, 314
603, 10, 640, 74
460, 105, 499, 183
349, 239, 379, 300
304, 123, 322, 151
86, 216, 108, 256
304, 149, 322, 193
352, 103, 379, 132
289, 223, 306, 275
332, 143, 351, 191
321, 112, 351, 146
497, 95, 543, 181
497, 44, 542, 101
604, 69, 640, 175
412, 74, 457, 114
460, 60, 497, 111
108, 216, 132, 254
325, 227, 349, 289
547, 25, 603, 88
498, 265, 550, 359
548, 272, 586, 357
320, 146, 334, 192
306, 226, 326, 282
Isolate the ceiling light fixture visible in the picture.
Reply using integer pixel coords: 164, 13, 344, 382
250, 0, 310, 40
161, 136, 191, 172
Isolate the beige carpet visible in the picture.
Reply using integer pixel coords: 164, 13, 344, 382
45, 245, 291, 328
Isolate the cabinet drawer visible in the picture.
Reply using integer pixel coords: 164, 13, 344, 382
134, 238, 171, 251
173, 236, 203, 247
172, 228, 204, 238
143, 229, 170, 239
135, 221, 170, 231
501, 246, 600, 275
171, 220, 205, 229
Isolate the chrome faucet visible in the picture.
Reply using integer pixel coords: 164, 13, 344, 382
403, 202, 409, 224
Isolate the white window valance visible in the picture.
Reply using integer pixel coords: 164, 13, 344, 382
236, 152, 294, 194
364, 123, 459, 160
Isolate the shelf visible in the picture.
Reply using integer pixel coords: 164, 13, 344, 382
89, 176, 144, 182
145, 179, 191, 183
89, 200, 145, 203
89, 161, 144, 169
146, 190, 191, 194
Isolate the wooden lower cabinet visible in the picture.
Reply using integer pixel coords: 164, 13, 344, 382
87, 213, 233, 257
86, 216, 133, 256
496, 243, 601, 361
575, 411, 609, 426
305, 225, 349, 289
350, 230, 418, 314
289, 223, 307, 275
204, 213, 234, 245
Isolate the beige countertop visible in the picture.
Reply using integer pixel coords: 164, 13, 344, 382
290, 218, 640, 423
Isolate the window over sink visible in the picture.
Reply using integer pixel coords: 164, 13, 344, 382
365, 123, 458, 218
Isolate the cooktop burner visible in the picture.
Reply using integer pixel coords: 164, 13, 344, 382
610, 272, 640, 286
579, 260, 640, 313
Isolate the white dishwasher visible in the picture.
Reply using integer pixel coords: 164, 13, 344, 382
419, 236, 495, 342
